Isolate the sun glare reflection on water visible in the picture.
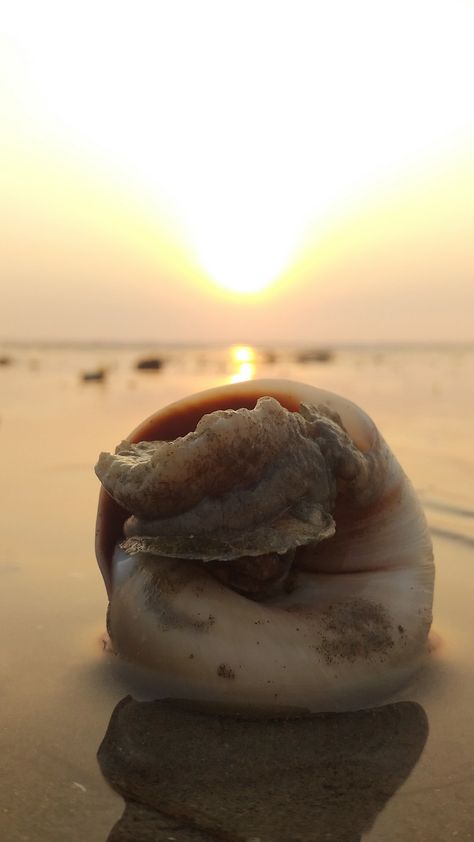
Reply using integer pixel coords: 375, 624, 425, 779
229, 345, 256, 383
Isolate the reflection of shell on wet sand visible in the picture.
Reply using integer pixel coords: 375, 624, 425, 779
95, 379, 434, 713
98, 696, 429, 841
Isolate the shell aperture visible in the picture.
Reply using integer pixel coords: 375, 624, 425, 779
95, 379, 434, 713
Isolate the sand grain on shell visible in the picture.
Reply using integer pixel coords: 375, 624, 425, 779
314, 599, 395, 664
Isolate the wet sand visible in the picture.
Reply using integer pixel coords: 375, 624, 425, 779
1, 343, 473, 840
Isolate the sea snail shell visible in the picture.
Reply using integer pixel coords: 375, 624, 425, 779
95, 379, 434, 713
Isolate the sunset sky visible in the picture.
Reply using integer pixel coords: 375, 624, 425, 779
1, 1, 473, 343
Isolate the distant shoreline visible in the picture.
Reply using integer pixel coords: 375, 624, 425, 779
1, 339, 473, 352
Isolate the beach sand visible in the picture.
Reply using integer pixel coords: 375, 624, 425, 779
1, 343, 473, 841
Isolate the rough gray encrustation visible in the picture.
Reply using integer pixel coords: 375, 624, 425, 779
95, 397, 382, 562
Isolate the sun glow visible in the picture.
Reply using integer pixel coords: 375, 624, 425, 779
2, 1, 474, 298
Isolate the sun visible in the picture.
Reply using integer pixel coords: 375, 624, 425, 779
183, 207, 300, 296
3, 0, 473, 300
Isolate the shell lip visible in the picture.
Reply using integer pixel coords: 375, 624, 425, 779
95, 487, 128, 597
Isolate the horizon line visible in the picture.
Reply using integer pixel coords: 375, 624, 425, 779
1, 337, 473, 350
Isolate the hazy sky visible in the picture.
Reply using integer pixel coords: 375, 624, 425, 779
1, 1, 473, 343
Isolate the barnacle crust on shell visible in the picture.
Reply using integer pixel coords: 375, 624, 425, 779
95, 396, 385, 562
